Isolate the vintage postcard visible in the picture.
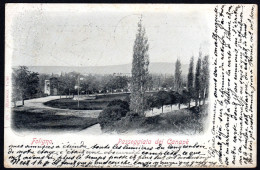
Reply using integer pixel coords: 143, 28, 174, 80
4, 4, 257, 168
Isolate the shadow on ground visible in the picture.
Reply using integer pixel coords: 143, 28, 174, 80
11, 108, 98, 132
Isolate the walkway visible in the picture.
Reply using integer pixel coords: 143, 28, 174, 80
13, 96, 102, 118
145, 102, 196, 117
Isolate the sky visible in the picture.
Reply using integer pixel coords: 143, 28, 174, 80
8, 4, 212, 67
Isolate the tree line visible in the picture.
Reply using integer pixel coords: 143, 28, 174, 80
11, 18, 209, 112
12, 67, 130, 106
130, 18, 209, 116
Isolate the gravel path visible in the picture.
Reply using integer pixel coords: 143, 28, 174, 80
14, 96, 102, 118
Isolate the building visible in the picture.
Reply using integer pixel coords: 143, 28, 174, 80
44, 80, 50, 95
44, 78, 58, 96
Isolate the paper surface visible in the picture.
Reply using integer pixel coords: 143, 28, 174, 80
4, 4, 257, 168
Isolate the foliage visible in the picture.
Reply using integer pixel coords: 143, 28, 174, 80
101, 105, 208, 134
98, 105, 128, 130
161, 76, 174, 89
107, 99, 129, 111
98, 98, 131, 130
130, 17, 150, 116
187, 56, 194, 108
112, 111, 145, 133
12, 66, 39, 105
201, 55, 209, 104
145, 95, 157, 111
195, 52, 202, 106
168, 90, 180, 108
105, 76, 129, 92
174, 59, 182, 93
155, 91, 171, 113
180, 90, 190, 105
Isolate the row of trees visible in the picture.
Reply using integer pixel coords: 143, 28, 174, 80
40, 72, 130, 96
12, 66, 131, 106
188, 53, 209, 107
129, 18, 209, 116
145, 90, 189, 113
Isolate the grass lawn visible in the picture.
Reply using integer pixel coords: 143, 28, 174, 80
12, 108, 98, 131
44, 93, 130, 110
104, 105, 208, 135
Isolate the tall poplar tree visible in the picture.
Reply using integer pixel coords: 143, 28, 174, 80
174, 59, 182, 93
130, 17, 150, 116
187, 56, 194, 108
201, 55, 209, 105
195, 52, 202, 106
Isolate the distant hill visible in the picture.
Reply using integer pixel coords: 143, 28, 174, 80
16, 62, 189, 75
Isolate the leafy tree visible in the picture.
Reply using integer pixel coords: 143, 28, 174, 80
130, 17, 150, 116
168, 91, 180, 110
50, 77, 59, 95
174, 59, 182, 93
12, 66, 39, 106
104, 76, 129, 92
195, 52, 202, 106
27, 72, 40, 98
162, 76, 174, 89
81, 75, 99, 94
100, 75, 111, 93
180, 90, 190, 107
145, 95, 157, 113
115, 76, 129, 90
187, 56, 194, 108
56, 74, 68, 98
64, 72, 79, 96
155, 91, 171, 113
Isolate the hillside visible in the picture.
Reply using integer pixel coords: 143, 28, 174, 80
15, 62, 189, 75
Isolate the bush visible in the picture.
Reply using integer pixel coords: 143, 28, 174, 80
107, 99, 129, 111
98, 100, 129, 130
113, 111, 145, 133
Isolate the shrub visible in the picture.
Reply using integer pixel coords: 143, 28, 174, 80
113, 111, 145, 133
107, 99, 129, 111
98, 106, 128, 129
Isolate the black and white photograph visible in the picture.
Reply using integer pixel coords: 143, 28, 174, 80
4, 4, 257, 168
9, 4, 211, 135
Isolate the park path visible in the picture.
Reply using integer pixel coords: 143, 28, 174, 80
14, 96, 102, 118
13, 95, 201, 134
145, 101, 196, 117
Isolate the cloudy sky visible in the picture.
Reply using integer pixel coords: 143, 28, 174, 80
8, 4, 213, 67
